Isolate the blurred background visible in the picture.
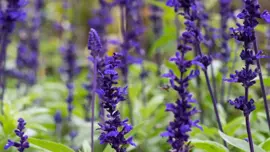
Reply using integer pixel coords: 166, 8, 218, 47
1, 0, 270, 151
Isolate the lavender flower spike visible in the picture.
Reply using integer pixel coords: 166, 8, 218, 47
165, 0, 227, 147
88, 28, 102, 152
161, 53, 202, 151
225, 0, 270, 151
233, 0, 270, 131
0, 0, 28, 114
4, 118, 29, 152
97, 53, 135, 152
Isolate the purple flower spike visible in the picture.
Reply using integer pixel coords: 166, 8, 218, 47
4, 118, 29, 152
225, 0, 270, 151
88, 28, 102, 57
97, 53, 135, 152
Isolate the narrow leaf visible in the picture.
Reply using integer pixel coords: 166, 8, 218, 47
29, 137, 75, 152
260, 138, 270, 151
190, 139, 229, 152
219, 131, 265, 152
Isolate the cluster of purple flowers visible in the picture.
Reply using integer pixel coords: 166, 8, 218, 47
160, 0, 211, 150
28, 0, 44, 82
97, 53, 135, 152
88, 0, 112, 56
57, 0, 79, 122
88, 28, 102, 152
88, 28, 135, 152
161, 53, 202, 151
0, 0, 28, 112
59, 43, 79, 121
4, 118, 29, 152
225, 0, 270, 151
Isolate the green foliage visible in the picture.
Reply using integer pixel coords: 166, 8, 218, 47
190, 139, 229, 152
219, 131, 265, 152
29, 138, 75, 152
260, 138, 270, 151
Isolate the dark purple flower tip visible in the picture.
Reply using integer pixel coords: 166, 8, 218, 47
228, 96, 255, 116
5, 118, 29, 151
237, 9, 248, 19
240, 49, 265, 64
166, 0, 180, 11
160, 131, 172, 137
162, 70, 175, 78
88, 28, 102, 56
54, 111, 62, 124
261, 10, 270, 23
193, 55, 212, 70
127, 137, 136, 146
69, 130, 78, 140
4, 140, 15, 150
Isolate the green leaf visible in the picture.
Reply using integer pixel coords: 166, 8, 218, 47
141, 95, 164, 118
263, 77, 270, 87
103, 145, 114, 152
224, 117, 244, 136
146, 0, 177, 56
260, 138, 270, 151
190, 139, 229, 152
125, 122, 145, 138
29, 137, 75, 152
219, 131, 265, 152
82, 140, 91, 152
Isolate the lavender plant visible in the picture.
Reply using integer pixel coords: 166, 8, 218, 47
160, 46, 202, 151
54, 110, 63, 139
88, 28, 102, 152
219, 0, 233, 105
0, 0, 28, 114
165, 0, 227, 146
229, 0, 270, 132
4, 118, 29, 152
97, 52, 135, 152
87, 0, 113, 122
28, 0, 44, 83
225, 1, 270, 151
117, 0, 144, 123
59, 41, 79, 120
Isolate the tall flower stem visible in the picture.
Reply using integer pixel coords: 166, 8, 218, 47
245, 115, 254, 152
196, 43, 227, 147
0, 31, 8, 114
245, 85, 254, 152
91, 57, 97, 152
253, 39, 270, 131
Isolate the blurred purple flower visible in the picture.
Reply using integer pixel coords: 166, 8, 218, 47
261, 10, 270, 23
4, 118, 29, 152
88, 28, 102, 57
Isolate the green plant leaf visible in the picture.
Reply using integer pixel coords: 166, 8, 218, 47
219, 131, 265, 152
125, 122, 145, 138
260, 138, 270, 151
82, 140, 91, 152
224, 117, 244, 136
29, 137, 75, 152
103, 145, 114, 152
190, 139, 229, 152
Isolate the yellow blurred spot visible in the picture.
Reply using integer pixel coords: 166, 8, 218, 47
107, 45, 116, 56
